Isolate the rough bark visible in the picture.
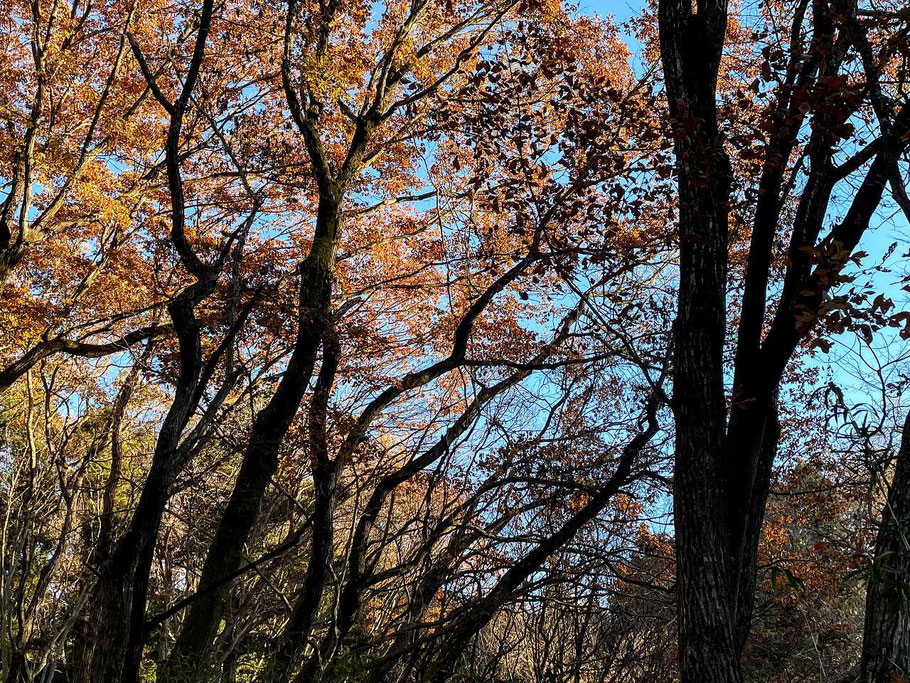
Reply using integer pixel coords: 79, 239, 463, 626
160, 201, 336, 682
658, 0, 740, 680
859, 409, 910, 682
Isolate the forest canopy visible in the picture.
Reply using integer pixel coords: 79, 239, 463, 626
0, 0, 909, 680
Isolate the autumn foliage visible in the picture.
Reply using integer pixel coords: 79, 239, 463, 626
0, 0, 908, 680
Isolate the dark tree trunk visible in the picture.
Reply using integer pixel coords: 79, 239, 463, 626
860, 410, 910, 682
72, 463, 173, 683
730, 402, 780, 654
657, 0, 740, 680
71, 2, 218, 674
160, 207, 336, 681
72, 284, 210, 683
264, 329, 341, 683
262, 460, 338, 683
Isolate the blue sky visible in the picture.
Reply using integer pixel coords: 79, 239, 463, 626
579, 0, 641, 21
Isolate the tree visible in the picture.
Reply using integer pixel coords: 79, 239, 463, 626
656, 0, 910, 678
2, 0, 910, 680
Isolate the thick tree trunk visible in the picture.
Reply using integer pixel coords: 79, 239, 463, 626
162, 193, 338, 681
264, 329, 340, 683
860, 410, 910, 681
161, 247, 334, 682
658, 0, 740, 680
71, 6, 218, 677
71, 268, 215, 683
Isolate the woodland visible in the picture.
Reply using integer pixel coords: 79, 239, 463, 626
0, 0, 909, 680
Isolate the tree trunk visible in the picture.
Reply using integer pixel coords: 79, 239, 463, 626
261, 459, 337, 683
69, 273, 213, 682
76, 459, 174, 683
860, 409, 910, 681
657, 0, 741, 680
160, 237, 334, 682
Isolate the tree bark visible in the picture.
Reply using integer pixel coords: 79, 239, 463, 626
259, 325, 340, 683
71, 2, 219, 677
658, 0, 740, 680
860, 409, 910, 682
161, 200, 336, 682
